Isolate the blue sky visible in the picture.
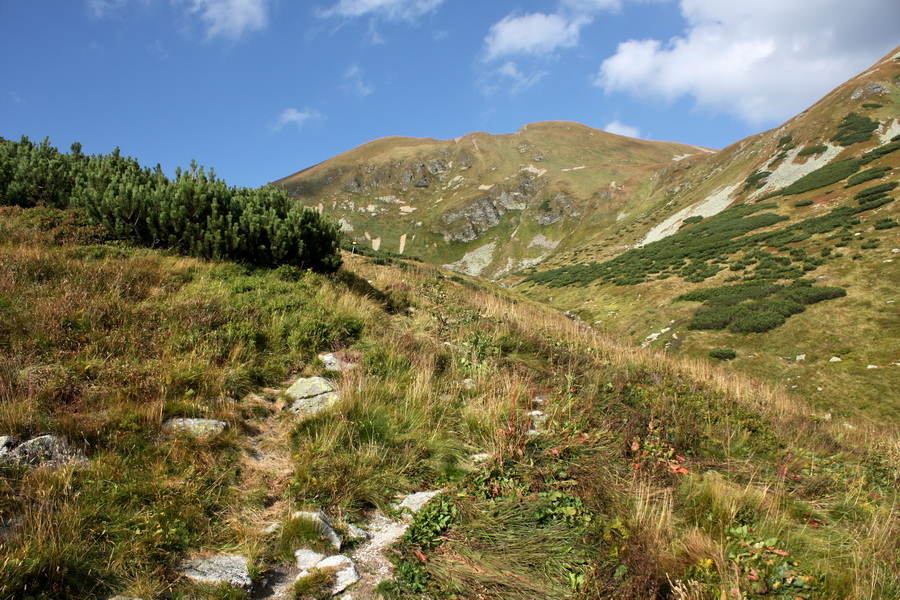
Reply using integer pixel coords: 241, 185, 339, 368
1, 1, 898, 188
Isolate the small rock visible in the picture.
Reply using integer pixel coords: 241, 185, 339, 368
318, 352, 358, 373
531, 395, 547, 406
293, 511, 342, 550
295, 548, 327, 570
795, 354, 806, 362
286, 378, 341, 416
0, 436, 14, 457
345, 524, 371, 542
286, 377, 335, 399
178, 554, 252, 590
526, 429, 541, 436
397, 491, 441, 515
461, 378, 476, 391
829, 357, 842, 363
867, 365, 878, 369
7, 435, 86, 467
162, 418, 227, 438
468, 452, 491, 463
317, 555, 360, 595
297, 554, 360, 596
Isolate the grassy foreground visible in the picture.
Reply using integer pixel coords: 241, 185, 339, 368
0, 206, 897, 599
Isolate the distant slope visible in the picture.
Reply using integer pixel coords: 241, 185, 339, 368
276, 46, 900, 421
513, 45, 900, 420
274, 121, 709, 278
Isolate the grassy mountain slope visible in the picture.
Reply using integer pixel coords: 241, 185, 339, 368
277, 47, 900, 423
274, 121, 709, 278
513, 46, 900, 422
0, 206, 897, 599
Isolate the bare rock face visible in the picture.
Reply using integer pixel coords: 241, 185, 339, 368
177, 554, 252, 590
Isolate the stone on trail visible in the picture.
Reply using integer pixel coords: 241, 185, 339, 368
162, 418, 227, 438
293, 510, 342, 550
396, 491, 441, 515
286, 377, 341, 416
295, 548, 326, 570
177, 554, 252, 590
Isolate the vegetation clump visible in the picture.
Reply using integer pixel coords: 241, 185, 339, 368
0, 136, 342, 272
708, 348, 737, 360
830, 113, 879, 146
846, 166, 892, 187
797, 145, 828, 157
677, 280, 847, 334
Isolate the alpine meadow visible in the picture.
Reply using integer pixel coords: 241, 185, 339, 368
1, 27, 899, 600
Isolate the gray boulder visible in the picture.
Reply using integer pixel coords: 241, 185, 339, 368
7, 435, 86, 467
286, 377, 340, 416
177, 554, 252, 590
162, 418, 227, 438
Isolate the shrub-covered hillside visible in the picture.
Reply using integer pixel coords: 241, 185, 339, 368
0, 206, 897, 599
0, 136, 342, 272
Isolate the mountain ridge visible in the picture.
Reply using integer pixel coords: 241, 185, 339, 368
277, 45, 900, 421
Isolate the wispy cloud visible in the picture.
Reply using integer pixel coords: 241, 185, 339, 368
186, 0, 269, 40
596, 0, 900, 124
343, 65, 374, 98
318, 0, 444, 21
603, 119, 641, 138
86, 0, 126, 19
495, 62, 548, 95
273, 107, 323, 132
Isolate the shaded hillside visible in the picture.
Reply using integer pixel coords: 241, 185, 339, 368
275, 121, 709, 278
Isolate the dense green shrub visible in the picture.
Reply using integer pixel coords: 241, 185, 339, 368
831, 113, 879, 146
0, 136, 342, 272
744, 170, 771, 190
777, 135, 793, 147
854, 181, 898, 204
709, 348, 737, 361
679, 280, 845, 335
794, 199, 814, 207
798, 145, 828, 157
778, 159, 862, 196
859, 140, 900, 164
873, 218, 898, 230
846, 166, 891, 187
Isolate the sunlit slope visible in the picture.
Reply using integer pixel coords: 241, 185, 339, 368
275, 121, 709, 277
514, 46, 900, 420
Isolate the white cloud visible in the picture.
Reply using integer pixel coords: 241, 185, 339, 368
343, 64, 374, 98
184, 0, 269, 40
484, 12, 588, 61
86, 0, 126, 18
597, 0, 900, 124
274, 107, 323, 132
319, 0, 444, 21
603, 120, 641, 138
496, 61, 549, 95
